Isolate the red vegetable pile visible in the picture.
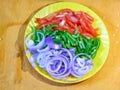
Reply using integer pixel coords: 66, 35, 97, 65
25, 9, 101, 79
36, 9, 98, 38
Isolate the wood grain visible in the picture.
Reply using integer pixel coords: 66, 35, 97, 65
0, 0, 120, 90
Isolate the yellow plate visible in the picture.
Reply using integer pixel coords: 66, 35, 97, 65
24, 2, 109, 84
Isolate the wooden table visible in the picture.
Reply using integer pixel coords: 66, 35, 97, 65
0, 0, 120, 90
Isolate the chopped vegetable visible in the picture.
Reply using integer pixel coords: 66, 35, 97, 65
36, 9, 98, 38
25, 8, 101, 79
25, 32, 45, 50
71, 53, 93, 77
46, 56, 70, 79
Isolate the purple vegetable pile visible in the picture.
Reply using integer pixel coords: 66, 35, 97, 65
25, 27, 94, 79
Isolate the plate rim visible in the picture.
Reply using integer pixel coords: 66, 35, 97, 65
24, 1, 110, 84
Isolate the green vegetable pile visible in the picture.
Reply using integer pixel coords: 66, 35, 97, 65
32, 24, 100, 58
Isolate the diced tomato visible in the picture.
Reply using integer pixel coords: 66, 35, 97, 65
57, 27, 64, 31
45, 12, 58, 21
82, 33, 93, 38
82, 13, 93, 24
37, 25, 43, 29
65, 15, 78, 23
78, 25, 82, 33
36, 9, 98, 38
58, 9, 73, 15
51, 19, 61, 24
36, 18, 48, 24
65, 19, 75, 29
36, 18, 41, 22
86, 23, 98, 37
74, 14, 80, 21
67, 29, 74, 34
84, 12, 94, 22
62, 24, 74, 34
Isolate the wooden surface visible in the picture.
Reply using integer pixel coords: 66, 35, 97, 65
0, 0, 120, 90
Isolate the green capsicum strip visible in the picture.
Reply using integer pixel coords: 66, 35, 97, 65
32, 27, 38, 45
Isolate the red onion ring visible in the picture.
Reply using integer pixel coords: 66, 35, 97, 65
37, 51, 53, 69
46, 56, 70, 79
45, 36, 62, 49
61, 48, 73, 68
29, 54, 38, 68
37, 45, 50, 53
50, 69, 71, 79
71, 53, 93, 77
47, 60, 62, 73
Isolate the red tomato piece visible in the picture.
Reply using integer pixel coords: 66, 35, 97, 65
51, 19, 61, 24
65, 19, 75, 29
78, 25, 82, 34
58, 9, 73, 15
82, 33, 93, 38
36, 18, 48, 24
37, 25, 43, 29
45, 12, 58, 21
65, 15, 78, 23
84, 12, 94, 22
36, 9, 98, 37
81, 12, 93, 24
86, 23, 98, 37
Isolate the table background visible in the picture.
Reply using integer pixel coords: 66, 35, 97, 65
0, 0, 120, 90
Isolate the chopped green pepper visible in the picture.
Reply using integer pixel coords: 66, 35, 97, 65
32, 27, 38, 45
53, 38, 62, 44
30, 24, 100, 59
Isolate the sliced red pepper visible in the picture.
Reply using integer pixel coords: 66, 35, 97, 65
84, 12, 94, 22
36, 9, 98, 38
82, 33, 93, 38
58, 9, 73, 15
45, 12, 58, 21
65, 19, 75, 29
36, 18, 48, 25
57, 26, 73, 34
78, 25, 82, 34
82, 12, 93, 24
65, 15, 78, 23
51, 19, 61, 24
